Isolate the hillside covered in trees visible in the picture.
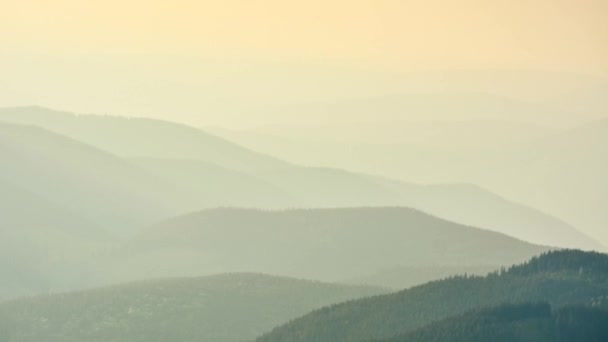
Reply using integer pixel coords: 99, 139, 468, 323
0, 274, 386, 342
256, 250, 608, 342
382, 303, 608, 342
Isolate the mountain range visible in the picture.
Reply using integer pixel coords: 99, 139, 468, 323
211, 116, 608, 246
0, 106, 606, 341
0, 107, 600, 250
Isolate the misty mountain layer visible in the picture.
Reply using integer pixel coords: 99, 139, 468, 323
0, 107, 600, 250
99, 207, 549, 286
214, 116, 608, 246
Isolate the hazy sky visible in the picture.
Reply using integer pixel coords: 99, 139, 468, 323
1, 0, 607, 127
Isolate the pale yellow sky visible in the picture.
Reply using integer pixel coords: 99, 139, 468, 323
0, 0, 606, 127
2, 0, 607, 74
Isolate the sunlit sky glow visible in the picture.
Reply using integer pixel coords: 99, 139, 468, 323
1, 0, 606, 127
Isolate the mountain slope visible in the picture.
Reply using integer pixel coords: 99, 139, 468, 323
0, 179, 97, 234
0, 106, 288, 172
381, 182, 602, 251
100, 207, 550, 286
383, 303, 608, 342
256, 250, 608, 342
0, 274, 386, 342
484, 118, 608, 245
129, 157, 298, 209
0, 180, 113, 300
0, 122, 178, 234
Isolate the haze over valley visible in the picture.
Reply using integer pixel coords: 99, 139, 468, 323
1, 1, 607, 341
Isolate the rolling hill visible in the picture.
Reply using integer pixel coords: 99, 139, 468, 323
256, 250, 608, 342
99, 207, 550, 287
0, 273, 386, 342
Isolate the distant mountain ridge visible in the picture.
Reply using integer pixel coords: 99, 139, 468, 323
211, 115, 608, 246
0, 106, 288, 172
0, 106, 600, 250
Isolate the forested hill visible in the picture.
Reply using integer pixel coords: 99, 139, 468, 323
256, 250, 608, 342
381, 302, 608, 342
0, 273, 386, 342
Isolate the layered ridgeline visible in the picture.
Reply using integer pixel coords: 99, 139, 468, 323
382, 303, 608, 342
0, 274, 386, 342
0, 202, 550, 299
256, 250, 608, 342
0, 106, 288, 173
213, 116, 608, 247
100, 207, 550, 288
488, 118, 608, 246
0, 122, 557, 297
0, 106, 600, 250
0, 122, 178, 234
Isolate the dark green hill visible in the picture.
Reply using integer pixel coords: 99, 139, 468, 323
0, 274, 386, 342
256, 250, 608, 342
382, 303, 608, 342
103, 207, 549, 287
